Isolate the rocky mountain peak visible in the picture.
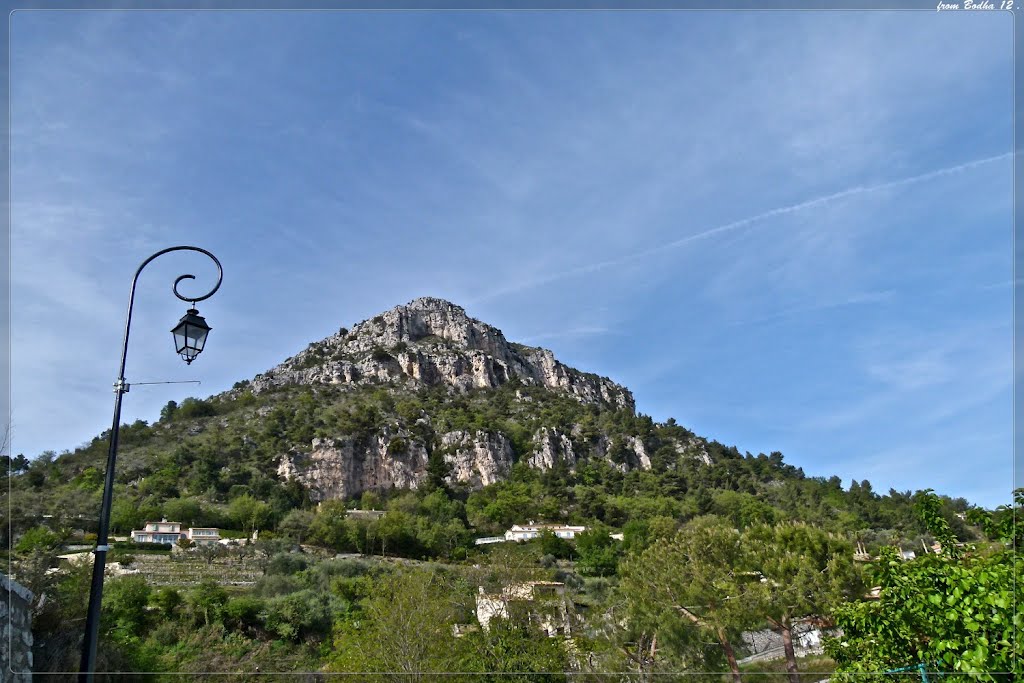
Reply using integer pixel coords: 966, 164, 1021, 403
249, 298, 635, 412
345, 296, 509, 356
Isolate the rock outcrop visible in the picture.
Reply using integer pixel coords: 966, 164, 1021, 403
278, 429, 519, 502
250, 297, 634, 412
526, 428, 579, 471
278, 434, 429, 502
440, 431, 515, 488
278, 422, 683, 502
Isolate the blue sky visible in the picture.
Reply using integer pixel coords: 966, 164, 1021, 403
8, 10, 1015, 508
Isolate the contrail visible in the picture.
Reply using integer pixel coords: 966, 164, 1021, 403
470, 151, 1013, 303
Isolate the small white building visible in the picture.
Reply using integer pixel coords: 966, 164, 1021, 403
475, 581, 571, 637
474, 536, 507, 546
505, 522, 587, 542
187, 528, 221, 546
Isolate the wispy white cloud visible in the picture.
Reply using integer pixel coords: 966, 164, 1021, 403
467, 152, 1011, 304
727, 290, 895, 327
800, 322, 1010, 432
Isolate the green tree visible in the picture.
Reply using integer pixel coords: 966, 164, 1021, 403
260, 589, 335, 641
186, 579, 229, 626
326, 569, 462, 680
222, 595, 265, 634
538, 529, 573, 560
309, 500, 351, 550
825, 490, 1022, 681
455, 618, 570, 681
150, 587, 182, 619
575, 524, 621, 577
744, 521, 861, 683
14, 525, 62, 554
228, 493, 272, 536
103, 575, 152, 635
618, 516, 756, 682
425, 453, 451, 492
196, 542, 227, 566
176, 397, 217, 419
162, 497, 203, 526
159, 400, 178, 422
278, 508, 315, 544
110, 498, 146, 534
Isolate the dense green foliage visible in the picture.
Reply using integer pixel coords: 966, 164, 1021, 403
618, 516, 861, 682
826, 490, 1022, 681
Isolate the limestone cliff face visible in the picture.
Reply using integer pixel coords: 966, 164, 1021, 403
275, 422, 694, 502
527, 428, 579, 471
278, 430, 516, 502
278, 434, 430, 502
439, 431, 514, 489
250, 297, 634, 412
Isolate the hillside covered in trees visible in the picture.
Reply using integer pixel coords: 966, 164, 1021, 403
3, 298, 1016, 679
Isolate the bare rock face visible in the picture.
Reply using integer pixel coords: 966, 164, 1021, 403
278, 435, 429, 502
440, 431, 514, 488
627, 436, 652, 470
276, 425, 703, 502
250, 297, 634, 412
526, 428, 579, 471
278, 429, 519, 501
679, 438, 713, 466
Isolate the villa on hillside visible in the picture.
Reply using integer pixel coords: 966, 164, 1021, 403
505, 522, 587, 542
475, 522, 619, 546
130, 520, 221, 546
131, 520, 186, 545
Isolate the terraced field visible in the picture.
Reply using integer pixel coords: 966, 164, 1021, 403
128, 551, 263, 587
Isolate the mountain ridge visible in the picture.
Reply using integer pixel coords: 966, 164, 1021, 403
248, 297, 635, 412
232, 297, 708, 502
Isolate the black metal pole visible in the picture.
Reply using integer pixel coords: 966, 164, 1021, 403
78, 246, 222, 681
78, 379, 126, 680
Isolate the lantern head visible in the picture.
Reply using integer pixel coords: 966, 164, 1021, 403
171, 308, 211, 365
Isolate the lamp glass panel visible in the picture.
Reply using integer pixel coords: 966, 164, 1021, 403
186, 325, 208, 351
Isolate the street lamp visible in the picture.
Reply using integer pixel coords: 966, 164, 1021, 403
171, 307, 212, 364
79, 246, 223, 681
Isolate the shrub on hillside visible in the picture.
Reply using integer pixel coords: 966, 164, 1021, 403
176, 397, 218, 420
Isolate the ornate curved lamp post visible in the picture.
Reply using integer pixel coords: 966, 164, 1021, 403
79, 246, 223, 681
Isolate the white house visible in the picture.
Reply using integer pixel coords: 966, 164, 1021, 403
505, 522, 587, 542
130, 520, 222, 546
131, 520, 186, 545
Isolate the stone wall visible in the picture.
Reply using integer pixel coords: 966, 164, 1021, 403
1, 572, 34, 679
